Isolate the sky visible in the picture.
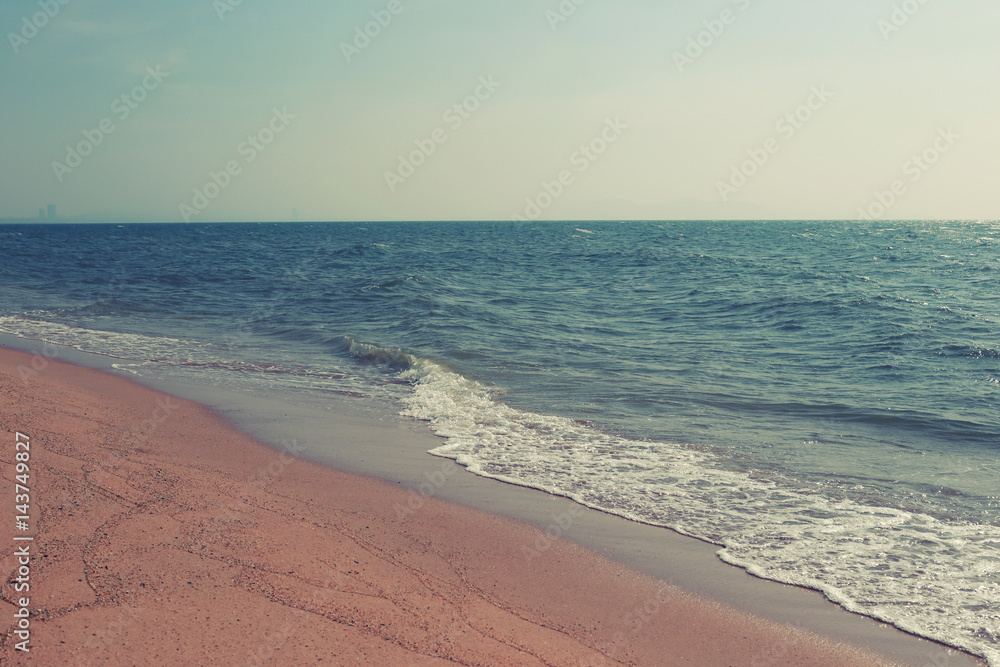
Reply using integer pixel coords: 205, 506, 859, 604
1, 0, 998, 222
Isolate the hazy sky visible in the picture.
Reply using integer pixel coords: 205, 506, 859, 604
2, 0, 998, 222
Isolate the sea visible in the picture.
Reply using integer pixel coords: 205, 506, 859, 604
1, 220, 997, 664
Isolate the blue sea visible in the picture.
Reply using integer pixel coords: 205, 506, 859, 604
1, 220, 998, 664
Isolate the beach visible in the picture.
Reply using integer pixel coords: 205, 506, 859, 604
0, 344, 949, 665
4, 0, 999, 658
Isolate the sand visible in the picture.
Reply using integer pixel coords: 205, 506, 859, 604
0, 346, 945, 665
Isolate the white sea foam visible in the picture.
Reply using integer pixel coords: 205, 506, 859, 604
0, 315, 212, 361
399, 357, 1000, 665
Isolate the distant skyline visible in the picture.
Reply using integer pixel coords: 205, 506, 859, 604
2, 1, 998, 222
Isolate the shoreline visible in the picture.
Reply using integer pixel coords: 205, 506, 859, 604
0, 341, 986, 665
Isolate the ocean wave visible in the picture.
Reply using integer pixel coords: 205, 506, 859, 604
397, 357, 1000, 665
